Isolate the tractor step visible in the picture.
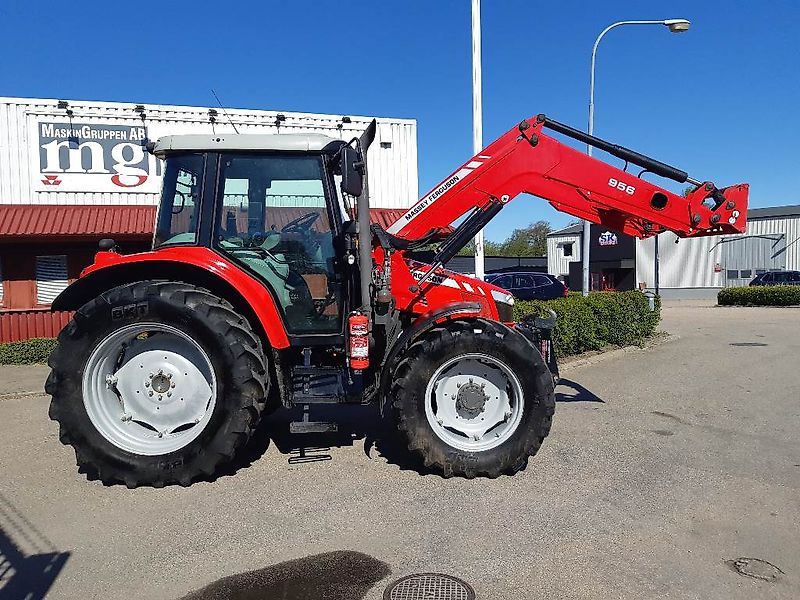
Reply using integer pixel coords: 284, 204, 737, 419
289, 420, 338, 434
289, 403, 338, 434
291, 364, 345, 405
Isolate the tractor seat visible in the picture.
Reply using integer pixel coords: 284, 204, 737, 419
236, 252, 291, 306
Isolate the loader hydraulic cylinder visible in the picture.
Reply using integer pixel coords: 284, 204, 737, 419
540, 115, 689, 184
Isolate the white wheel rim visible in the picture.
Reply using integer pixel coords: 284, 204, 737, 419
424, 352, 525, 452
82, 323, 217, 456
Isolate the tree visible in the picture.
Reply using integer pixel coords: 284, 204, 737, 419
455, 220, 552, 257
500, 220, 552, 256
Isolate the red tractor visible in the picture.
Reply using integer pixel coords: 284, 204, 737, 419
45, 115, 748, 487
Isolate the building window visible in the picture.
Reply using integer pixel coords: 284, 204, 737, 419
36, 255, 69, 305
561, 243, 573, 257
0, 259, 4, 306
726, 269, 739, 280
740, 269, 752, 279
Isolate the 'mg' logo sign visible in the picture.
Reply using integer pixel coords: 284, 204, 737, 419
35, 120, 162, 193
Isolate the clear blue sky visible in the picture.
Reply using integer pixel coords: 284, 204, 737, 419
1, 0, 797, 241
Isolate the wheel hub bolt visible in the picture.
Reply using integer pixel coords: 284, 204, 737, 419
144, 381, 150, 388
148, 391, 154, 397
166, 392, 172, 398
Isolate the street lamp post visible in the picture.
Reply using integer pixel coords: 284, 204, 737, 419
582, 18, 690, 296
472, 0, 484, 280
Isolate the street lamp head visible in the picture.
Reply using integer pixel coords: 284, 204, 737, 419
663, 18, 691, 33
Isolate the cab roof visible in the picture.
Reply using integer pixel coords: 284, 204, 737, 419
151, 133, 340, 156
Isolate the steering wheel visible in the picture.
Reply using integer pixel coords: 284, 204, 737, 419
282, 211, 320, 234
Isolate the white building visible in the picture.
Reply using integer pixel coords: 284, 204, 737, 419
547, 205, 800, 298
0, 96, 417, 209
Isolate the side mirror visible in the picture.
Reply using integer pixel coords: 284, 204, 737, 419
340, 145, 363, 197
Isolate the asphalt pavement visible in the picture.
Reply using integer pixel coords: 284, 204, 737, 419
0, 302, 798, 599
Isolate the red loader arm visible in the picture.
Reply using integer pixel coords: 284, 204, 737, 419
386, 114, 748, 241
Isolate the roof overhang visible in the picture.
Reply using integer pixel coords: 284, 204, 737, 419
0, 204, 409, 242
151, 133, 340, 156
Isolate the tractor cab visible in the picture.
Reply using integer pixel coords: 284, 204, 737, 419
151, 133, 361, 337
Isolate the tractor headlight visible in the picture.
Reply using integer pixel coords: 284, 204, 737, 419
493, 294, 514, 322
490, 289, 514, 322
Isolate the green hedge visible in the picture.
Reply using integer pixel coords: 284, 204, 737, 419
718, 286, 800, 306
513, 291, 661, 358
0, 338, 58, 365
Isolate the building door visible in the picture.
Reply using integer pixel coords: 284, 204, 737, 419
722, 234, 786, 287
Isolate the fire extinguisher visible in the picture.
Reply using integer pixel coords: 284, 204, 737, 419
348, 312, 370, 370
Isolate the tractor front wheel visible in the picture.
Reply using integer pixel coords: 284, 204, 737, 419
390, 318, 555, 478
46, 281, 269, 487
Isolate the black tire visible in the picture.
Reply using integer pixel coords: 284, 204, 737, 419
46, 281, 269, 488
389, 318, 555, 478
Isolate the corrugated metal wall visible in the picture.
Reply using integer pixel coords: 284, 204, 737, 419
721, 235, 786, 286
546, 233, 581, 277
0, 310, 72, 343
636, 215, 800, 290
0, 97, 417, 209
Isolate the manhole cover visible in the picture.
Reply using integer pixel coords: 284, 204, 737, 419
384, 573, 476, 600
728, 557, 784, 581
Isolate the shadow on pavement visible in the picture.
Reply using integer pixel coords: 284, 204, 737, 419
259, 403, 428, 474
179, 550, 391, 600
222, 383, 594, 477
156, 403, 428, 484
0, 492, 70, 600
555, 378, 605, 403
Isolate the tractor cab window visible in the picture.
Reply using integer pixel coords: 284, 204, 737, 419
154, 153, 205, 247
216, 154, 341, 334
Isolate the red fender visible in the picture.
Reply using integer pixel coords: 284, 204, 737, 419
59, 247, 291, 349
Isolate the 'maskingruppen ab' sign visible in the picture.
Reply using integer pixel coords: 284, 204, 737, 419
31, 119, 163, 193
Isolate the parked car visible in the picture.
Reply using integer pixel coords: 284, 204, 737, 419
749, 270, 800, 286
486, 272, 568, 300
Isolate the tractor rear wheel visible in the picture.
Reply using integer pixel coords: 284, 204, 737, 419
46, 281, 269, 487
389, 318, 555, 478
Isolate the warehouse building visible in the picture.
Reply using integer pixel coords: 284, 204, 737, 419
547, 204, 800, 297
0, 97, 418, 341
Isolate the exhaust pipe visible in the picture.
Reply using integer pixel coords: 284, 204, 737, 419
357, 120, 377, 314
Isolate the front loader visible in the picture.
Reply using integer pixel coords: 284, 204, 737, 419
46, 114, 748, 487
